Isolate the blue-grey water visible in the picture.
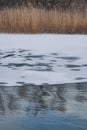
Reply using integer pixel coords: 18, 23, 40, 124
0, 48, 87, 130
0, 83, 87, 130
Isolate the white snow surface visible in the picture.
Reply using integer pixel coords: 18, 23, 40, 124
0, 34, 87, 86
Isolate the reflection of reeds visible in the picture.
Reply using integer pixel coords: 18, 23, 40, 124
0, 6, 87, 33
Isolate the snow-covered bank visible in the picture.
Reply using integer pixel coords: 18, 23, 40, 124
0, 34, 87, 86
0, 34, 87, 50
0, 34, 87, 58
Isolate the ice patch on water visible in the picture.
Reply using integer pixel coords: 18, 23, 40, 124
0, 34, 87, 85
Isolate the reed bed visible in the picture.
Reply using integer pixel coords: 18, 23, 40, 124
0, 6, 87, 33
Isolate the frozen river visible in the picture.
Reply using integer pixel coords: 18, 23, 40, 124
0, 34, 87, 130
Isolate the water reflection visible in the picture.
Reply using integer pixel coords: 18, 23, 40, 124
0, 82, 87, 119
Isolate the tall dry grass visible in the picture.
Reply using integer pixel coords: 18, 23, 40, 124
0, 6, 87, 33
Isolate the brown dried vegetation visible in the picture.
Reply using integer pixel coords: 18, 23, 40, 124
0, 5, 87, 33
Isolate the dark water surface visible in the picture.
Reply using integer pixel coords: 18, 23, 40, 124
0, 82, 87, 130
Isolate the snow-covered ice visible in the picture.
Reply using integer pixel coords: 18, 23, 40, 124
0, 34, 87, 86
